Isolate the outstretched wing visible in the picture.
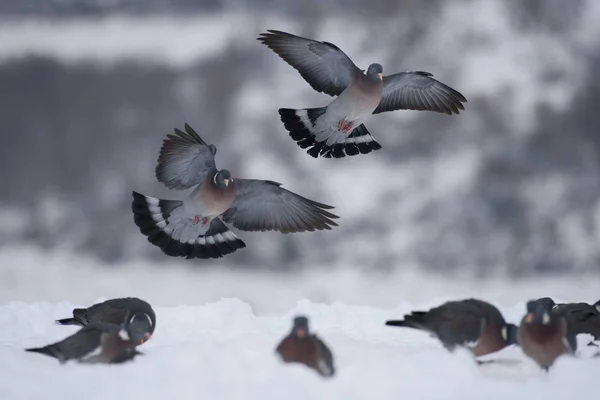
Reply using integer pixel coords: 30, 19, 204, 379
155, 123, 218, 190
258, 29, 361, 97
373, 71, 467, 115
222, 179, 339, 233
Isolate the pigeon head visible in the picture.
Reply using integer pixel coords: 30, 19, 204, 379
291, 315, 310, 338
213, 169, 233, 188
366, 63, 383, 81
123, 312, 153, 345
524, 300, 551, 325
502, 323, 519, 345
535, 297, 557, 312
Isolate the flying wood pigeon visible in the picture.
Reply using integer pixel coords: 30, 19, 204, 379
258, 29, 467, 159
132, 124, 339, 259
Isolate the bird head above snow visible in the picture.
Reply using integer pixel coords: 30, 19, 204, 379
524, 300, 551, 325
123, 312, 153, 345
534, 297, 557, 312
292, 316, 310, 338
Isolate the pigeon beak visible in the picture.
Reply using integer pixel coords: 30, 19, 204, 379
295, 328, 306, 338
224, 179, 230, 187
140, 332, 152, 345
377, 72, 383, 81
525, 313, 534, 323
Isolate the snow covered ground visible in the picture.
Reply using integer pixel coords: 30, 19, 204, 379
1, 247, 599, 399
1, 298, 599, 400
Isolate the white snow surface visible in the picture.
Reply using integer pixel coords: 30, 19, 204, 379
1, 247, 599, 399
1, 298, 599, 400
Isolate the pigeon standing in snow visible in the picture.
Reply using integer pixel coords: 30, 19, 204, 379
275, 316, 335, 378
25, 311, 153, 364
385, 298, 518, 357
55, 297, 156, 344
132, 123, 339, 259
532, 297, 600, 351
258, 29, 467, 158
517, 300, 574, 371
535, 297, 600, 339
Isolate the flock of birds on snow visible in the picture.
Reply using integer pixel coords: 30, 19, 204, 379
25, 296, 600, 375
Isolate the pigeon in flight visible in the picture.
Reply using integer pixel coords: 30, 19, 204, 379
258, 29, 467, 159
132, 124, 339, 259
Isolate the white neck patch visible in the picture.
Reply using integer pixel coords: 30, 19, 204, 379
542, 312, 551, 325
118, 329, 130, 341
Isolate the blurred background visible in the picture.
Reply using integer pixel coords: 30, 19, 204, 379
1, 0, 599, 309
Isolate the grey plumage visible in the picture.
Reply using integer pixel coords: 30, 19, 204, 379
55, 297, 156, 342
155, 125, 217, 190
221, 179, 337, 233
132, 124, 339, 259
258, 29, 467, 158
26, 312, 152, 364
385, 298, 517, 357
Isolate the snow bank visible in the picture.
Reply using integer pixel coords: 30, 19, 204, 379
1, 298, 598, 400
1, 246, 599, 313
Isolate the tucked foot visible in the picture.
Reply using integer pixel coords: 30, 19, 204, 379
337, 120, 353, 133
192, 216, 209, 225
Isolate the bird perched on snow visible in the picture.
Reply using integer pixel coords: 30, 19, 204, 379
55, 297, 156, 344
26, 311, 153, 364
385, 298, 517, 357
535, 297, 600, 339
532, 297, 600, 352
132, 123, 339, 259
257, 29, 467, 159
275, 315, 335, 378
517, 300, 575, 370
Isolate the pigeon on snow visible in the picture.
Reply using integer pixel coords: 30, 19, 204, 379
26, 311, 153, 364
386, 298, 518, 357
517, 299, 575, 370
258, 29, 467, 159
275, 315, 335, 378
55, 297, 156, 344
